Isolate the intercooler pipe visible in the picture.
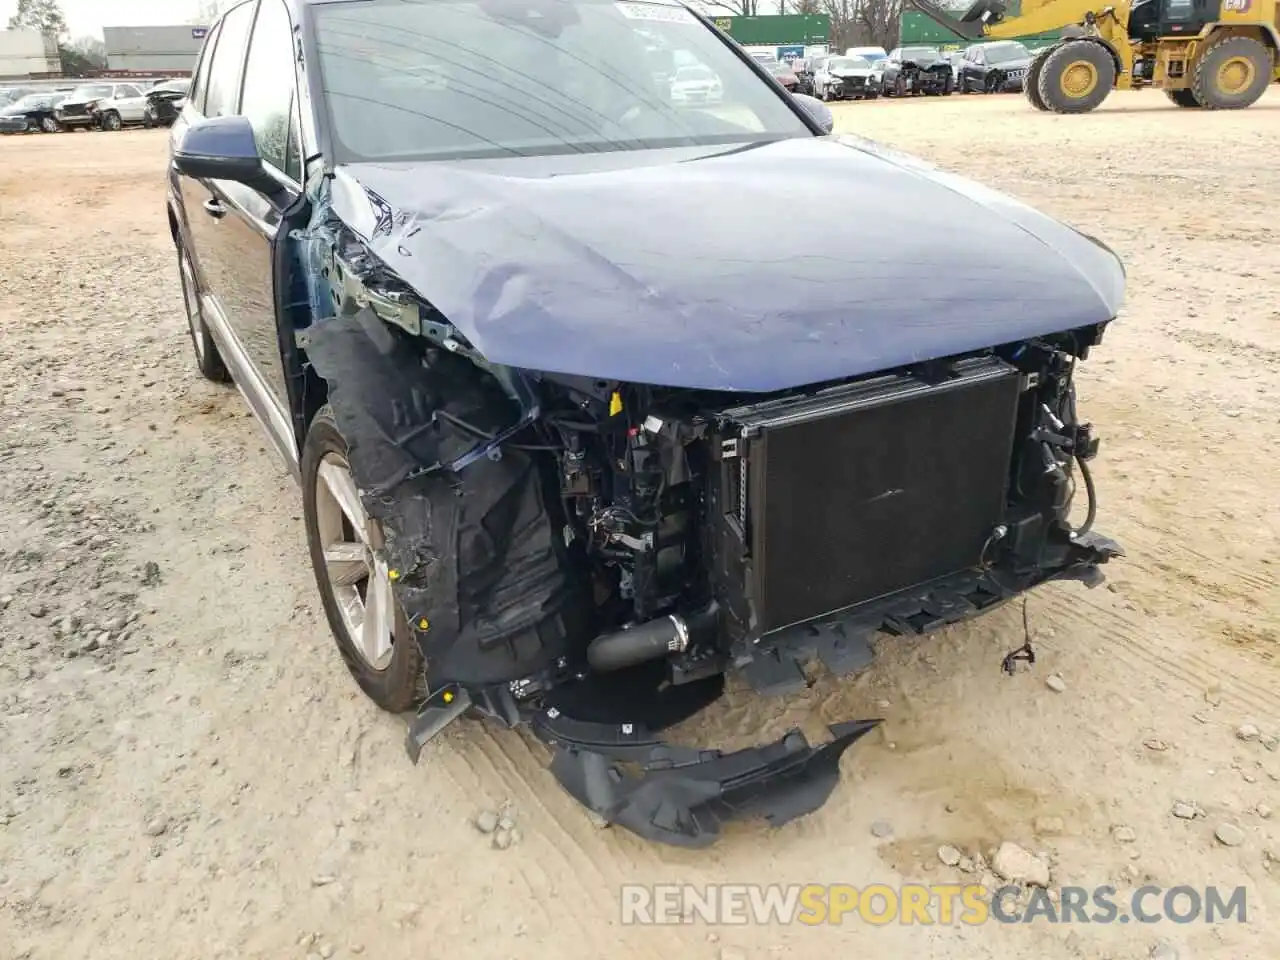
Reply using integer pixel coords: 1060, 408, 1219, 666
587, 603, 719, 673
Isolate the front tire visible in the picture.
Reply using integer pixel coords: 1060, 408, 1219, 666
1165, 88, 1202, 108
41, 115, 62, 133
1025, 46, 1053, 110
100, 111, 122, 131
1191, 36, 1272, 110
1036, 40, 1115, 113
303, 407, 425, 713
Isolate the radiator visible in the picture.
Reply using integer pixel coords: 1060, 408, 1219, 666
716, 356, 1022, 634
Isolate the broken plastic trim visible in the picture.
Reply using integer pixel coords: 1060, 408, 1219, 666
533, 709, 882, 847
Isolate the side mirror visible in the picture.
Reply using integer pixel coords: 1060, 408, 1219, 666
792, 93, 834, 134
174, 115, 283, 197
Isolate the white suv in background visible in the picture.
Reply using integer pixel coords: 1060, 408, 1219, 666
54, 82, 149, 131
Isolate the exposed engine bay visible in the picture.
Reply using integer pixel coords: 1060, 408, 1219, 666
296, 220, 1122, 848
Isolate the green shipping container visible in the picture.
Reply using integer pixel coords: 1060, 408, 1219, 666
897, 10, 1060, 52
712, 14, 830, 46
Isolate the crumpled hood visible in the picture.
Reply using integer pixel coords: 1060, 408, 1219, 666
329, 135, 1124, 391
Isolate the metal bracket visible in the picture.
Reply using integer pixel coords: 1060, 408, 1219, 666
404, 683, 471, 764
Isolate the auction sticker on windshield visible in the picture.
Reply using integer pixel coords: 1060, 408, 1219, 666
615, 2, 696, 23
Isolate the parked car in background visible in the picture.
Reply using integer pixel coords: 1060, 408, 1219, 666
790, 57, 815, 96
146, 79, 192, 127
882, 46, 953, 96
0, 91, 68, 134
957, 41, 1033, 93
815, 55, 880, 101
670, 64, 723, 104
767, 58, 799, 93
54, 82, 146, 130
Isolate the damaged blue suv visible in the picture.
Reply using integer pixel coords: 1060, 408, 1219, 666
168, 0, 1125, 847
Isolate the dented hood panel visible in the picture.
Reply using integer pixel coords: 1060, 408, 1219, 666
329, 135, 1124, 391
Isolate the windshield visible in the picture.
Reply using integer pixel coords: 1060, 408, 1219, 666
984, 42, 1030, 64
313, 0, 811, 163
70, 84, 114, 100
828, 57, 869, 72
768, 60, 795, 76
899, 47, 938, 61
6, 93, 54, 111
153, 79, 191, 94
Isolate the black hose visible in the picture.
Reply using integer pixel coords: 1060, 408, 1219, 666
588, 616, 683, 672
1074, 455, 1097, 536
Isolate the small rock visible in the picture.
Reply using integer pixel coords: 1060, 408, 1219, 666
80, 636, 100, 654
1150, 939, 1181, 960
1256, 803, 1272, 819
870, 820, 893, 839
1143, 737, 1169, 752
957, 856, 976, 873
140, 561, 162, 586
492, 829, 514, 850
1171, 802, 1198, 820
29, 604, 48, 619
1237, 723, 1261, 742
0, 596, 11, 610
1034, 815, 1065, 835
1215, 823, 1245, 847
311, 875, 337, 887
991, 841, 1050, 887
144, 816, 169, 837
1113, 825, 1137, 843
938, 844, 962, 867
297, 933, 316, 948
944, 801, 957, 813
497, 814, 516, 832
1045, 674, 1067, 693
474, 810, 499, 834
319, 945, 335, 959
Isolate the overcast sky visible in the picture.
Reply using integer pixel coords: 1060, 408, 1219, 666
1, 0, 206, 40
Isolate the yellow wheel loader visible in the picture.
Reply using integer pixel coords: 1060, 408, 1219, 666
907, 0, 1280, 111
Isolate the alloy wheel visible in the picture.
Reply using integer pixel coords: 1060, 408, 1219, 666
313, 453, 400, 670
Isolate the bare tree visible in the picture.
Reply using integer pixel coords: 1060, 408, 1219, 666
697, 0, 762, 16
792, 0, 822, 13
68, 35, 107, 67
853, 0, 905, 49
7, 0, 68, 37
821, 0, 860, 52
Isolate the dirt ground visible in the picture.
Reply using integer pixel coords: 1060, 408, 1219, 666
1, 88, 1277, 960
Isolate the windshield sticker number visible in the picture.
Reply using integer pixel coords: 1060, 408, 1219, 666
615, 2, 696, 23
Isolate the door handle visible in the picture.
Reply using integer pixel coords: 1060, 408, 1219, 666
203, 198, 227, 219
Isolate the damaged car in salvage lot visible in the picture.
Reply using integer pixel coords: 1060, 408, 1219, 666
168, 0, 1124, 847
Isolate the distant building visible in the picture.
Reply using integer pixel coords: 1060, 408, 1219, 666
0, 29, 62, 79
103, 25, 209, 76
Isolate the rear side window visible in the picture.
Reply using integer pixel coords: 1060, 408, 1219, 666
189, 21, 223, 113
204, 1, 258, 118
240, 0, 302, 181
118, 85, 142, 98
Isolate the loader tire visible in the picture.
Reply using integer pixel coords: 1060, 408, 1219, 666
1036, 40, 1115, 113
1191, 36, 1272, 110
1024, 46, 1053, 111
1164, 88, 1202, 108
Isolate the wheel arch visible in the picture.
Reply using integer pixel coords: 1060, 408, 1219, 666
1199, 22, 1280, 56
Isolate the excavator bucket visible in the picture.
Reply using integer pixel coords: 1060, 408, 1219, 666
903, 0, 1008, 42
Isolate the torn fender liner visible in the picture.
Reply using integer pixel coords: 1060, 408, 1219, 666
534, 709, 882, 848
300, 309, 590, 685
